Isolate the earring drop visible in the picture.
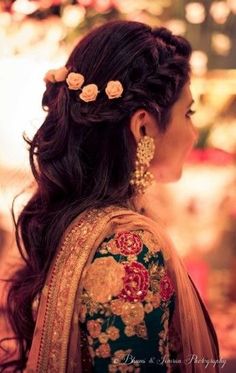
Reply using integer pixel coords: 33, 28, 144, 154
130, 135, 155, 194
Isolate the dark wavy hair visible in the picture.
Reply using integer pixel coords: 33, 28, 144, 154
0, 20, 191, 371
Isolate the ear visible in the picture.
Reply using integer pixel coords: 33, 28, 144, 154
130, 109, 159, 144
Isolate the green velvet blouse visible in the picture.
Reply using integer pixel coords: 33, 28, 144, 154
79, 229, 178, 373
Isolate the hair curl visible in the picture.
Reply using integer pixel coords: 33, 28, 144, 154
0, 20, 191, 371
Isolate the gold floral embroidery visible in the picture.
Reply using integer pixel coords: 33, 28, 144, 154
120, 302, 144, 326
149, 262, 166, 279
83, 257, 125, 303
135, 321, 148, 339
144, 290, 152, 302
110, 299, 125, 315
106, 326, 120, 341
149, 263, 166, 293
95, 343, 111, 358
98, 332, 109, 344
113, 349, 132, 361
137, 230, 161, 253
107, 238, 120, 255
80, 291, 101, 315
140, 289, 161, 308
143, 252, 153, 263
98, 241, 109, 255
127, 254, 138, 262
87, 319, 101, 338
124, 325, 135, 337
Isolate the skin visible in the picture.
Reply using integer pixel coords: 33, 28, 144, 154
130, 82, 198, 183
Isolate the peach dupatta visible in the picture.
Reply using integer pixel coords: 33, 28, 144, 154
25, 205, 220, 373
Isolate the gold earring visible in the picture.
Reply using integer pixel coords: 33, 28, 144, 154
130, 135, 155, 194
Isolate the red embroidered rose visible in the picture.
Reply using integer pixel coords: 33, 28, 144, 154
115, 231, 143, 256
160, 273, 175, 301
119, 261, 149, 302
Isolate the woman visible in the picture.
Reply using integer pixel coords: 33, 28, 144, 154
1, 20, 220, 372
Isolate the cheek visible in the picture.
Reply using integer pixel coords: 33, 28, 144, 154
184, 125, 198, 152
175, 121, 196, 152
183, 131, 193, 152
151, 123, 196, 165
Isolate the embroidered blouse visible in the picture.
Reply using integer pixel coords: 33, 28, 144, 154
79, 229, 177, 372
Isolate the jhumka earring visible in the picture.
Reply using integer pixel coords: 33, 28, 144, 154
130, 135, 155, 194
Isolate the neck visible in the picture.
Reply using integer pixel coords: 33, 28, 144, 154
128, 181, 163, 223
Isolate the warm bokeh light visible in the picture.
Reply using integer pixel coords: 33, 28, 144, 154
185, 2, 206, 24
212, 33, 232, 56
93, 0, 113, 13
62, 4, 86, 28
12, 0, 39, 15
210, 1, 230, 24
208, 122, 236, 152
190, 50, 208, 76
164, 19, 186, 35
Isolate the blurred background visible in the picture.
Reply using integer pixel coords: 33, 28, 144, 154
0, 0, 236, 370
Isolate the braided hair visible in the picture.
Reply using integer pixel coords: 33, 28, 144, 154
1, 20, 191, 372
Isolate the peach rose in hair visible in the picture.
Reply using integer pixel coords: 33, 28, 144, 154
105, 80, 123, 99
79, 84, 99, 102
66, 72, 85, 90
